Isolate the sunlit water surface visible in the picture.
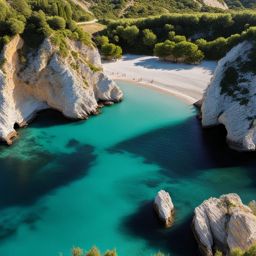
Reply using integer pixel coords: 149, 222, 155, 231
0, 81, 256, 256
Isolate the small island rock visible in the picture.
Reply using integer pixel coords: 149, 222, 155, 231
154, 190, 174, 227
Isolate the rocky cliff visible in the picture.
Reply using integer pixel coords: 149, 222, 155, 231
199, 0, 228, 9
202, 40, 256, 151
193, 194, 256, 256
0, 35, 123, 144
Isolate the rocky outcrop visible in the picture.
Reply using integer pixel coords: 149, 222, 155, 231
193, 194, 256, 256
154, 190, 174, 227
200, 0, 228, 10
202, 41, 256, 151
0, 35, 123, 144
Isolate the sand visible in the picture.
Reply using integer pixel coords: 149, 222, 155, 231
103, 54, 217, 104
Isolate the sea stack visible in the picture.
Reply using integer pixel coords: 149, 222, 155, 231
193, 193, 256, 256
154, 190, 174, 227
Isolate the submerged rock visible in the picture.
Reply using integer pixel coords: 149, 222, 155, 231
202, 41, 256, 151
0, 36, 123, 144
193, 193, 256, 256
154, 190, 174, 227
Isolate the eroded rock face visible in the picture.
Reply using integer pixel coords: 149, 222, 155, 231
202, 41, 256, 151
201, 0, 228, 10
0, 36, 123, 144
154, 190, 174, 227
193, 193, 256, 256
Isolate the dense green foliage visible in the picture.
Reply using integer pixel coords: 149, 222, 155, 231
88, 0, 256, 19
214, 244, 256, 256
0, 0, 93, 52
154, 40, 204, 63
99, 12, 256, 63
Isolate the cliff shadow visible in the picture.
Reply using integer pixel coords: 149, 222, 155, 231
0, 138, 96, 209
109, 116, 256, 179
134, 58, 216, 72
121, 200, 199, 256
30, 109, 78, 128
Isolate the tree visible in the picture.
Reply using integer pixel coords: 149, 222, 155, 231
10, 0, 31, 17
173, 41, 204, 63
95, 35, 109, 47
154, 40, 175, 58
121, 25, 139, 45
173, 35, 186, 43
101, 43, 122, 60
47, 16, 66, 30
143, 29, 157, 46
6, 18, 25, 35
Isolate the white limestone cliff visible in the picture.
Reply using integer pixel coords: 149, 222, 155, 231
201, 0, 228, 9
202, 41, 256, 151
0, 35, 123, 144
193, 194, 256, 256
154, 190, 174, 227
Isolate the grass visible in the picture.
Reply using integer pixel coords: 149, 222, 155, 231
80, 23, 106, 35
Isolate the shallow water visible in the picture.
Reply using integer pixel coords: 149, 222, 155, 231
0, 81, 256, 256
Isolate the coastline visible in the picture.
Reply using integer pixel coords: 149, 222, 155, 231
113, 77, 198, 104
103, 54, 217, 105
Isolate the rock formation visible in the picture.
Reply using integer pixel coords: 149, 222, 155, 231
154, 190, 174, 227
202, 40, 256, 151
193, 193, 256, 256
200, 0, 228, 10
0, 35, 123, 144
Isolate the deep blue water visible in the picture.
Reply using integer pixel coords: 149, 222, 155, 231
0, 81, 255, 256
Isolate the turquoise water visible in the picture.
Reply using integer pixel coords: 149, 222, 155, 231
0, 81, 256, 256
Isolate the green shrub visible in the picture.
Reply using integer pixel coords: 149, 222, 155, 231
47, 16, 66, 30
86, 246, 101, 256
6, 18, 25, 36
72, 247, 84, 256
101, 43, 122, 60
104, 249, 117, 256
143, 29, 157, 47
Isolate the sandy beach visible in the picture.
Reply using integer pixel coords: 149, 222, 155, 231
103, 54, 217, 104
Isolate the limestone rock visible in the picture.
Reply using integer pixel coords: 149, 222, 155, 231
0, 35, 123, 144
202, 40, 256, 151
193, 193, 256, 256
154, 190, 174, 227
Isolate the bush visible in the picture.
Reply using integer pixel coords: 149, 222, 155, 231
72, 247, 84, 256
47, 16, 66, 30
101, 43, 122, 60
154, 40, 175, 58
154, 40, 204, 64
104, 249, 117, 256
86, 247, 101, 256
95, 35, 109, 47
6, 18, 25, 35
143, 29, 157, 46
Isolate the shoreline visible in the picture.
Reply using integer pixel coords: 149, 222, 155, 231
103, 54, 217, 106
113, 77, 198, 105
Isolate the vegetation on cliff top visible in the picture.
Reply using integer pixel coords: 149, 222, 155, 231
0, 0, 93, 53
88, 0, 256, 19
94, 11, 256, 63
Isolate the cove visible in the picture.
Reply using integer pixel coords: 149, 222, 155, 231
0, 81, 256, 256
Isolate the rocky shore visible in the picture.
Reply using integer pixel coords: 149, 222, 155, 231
0, 35, 123, 144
